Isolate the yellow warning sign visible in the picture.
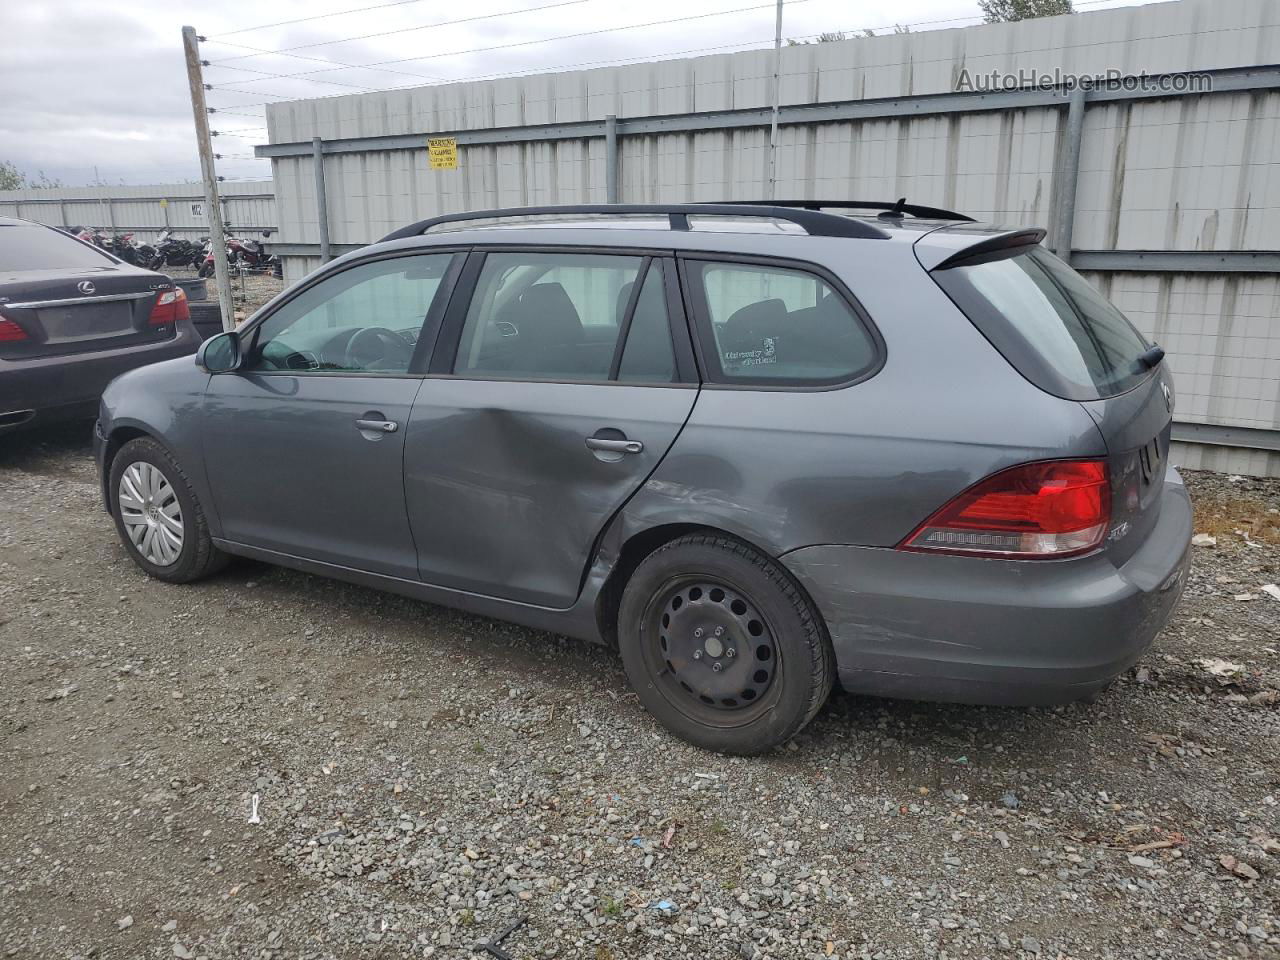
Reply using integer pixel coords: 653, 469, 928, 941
427, 137, 459, 170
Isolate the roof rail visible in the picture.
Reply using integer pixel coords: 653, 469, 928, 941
717, 199, 975, 222
378, 203, 892, 243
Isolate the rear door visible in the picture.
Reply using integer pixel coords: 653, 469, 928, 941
405, 249, 698, 608
928, 242, 1170, 563
0, 223, 178, 361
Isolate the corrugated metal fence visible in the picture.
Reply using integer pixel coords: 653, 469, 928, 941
254, 0, 1280, 473
0, 181, 276, 242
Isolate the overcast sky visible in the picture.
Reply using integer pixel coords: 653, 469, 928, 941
0, 0, 1151, 187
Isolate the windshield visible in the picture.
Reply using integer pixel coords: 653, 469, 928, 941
0, 224, 116, 272
933, 245, 1152, 400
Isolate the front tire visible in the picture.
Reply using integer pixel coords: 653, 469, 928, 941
617, 534, 834, 754
109, 437, 229, 583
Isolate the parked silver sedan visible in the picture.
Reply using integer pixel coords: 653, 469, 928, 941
93, 202, 1191, 754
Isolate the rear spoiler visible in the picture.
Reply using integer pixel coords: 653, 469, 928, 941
916, 227, 1048, 271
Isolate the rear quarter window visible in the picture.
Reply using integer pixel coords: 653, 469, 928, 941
688, 259, 879, 386
931, 245, 1153, 401
0, 225, 116, 272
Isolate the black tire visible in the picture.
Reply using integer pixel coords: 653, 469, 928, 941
617, 533, 834, 754
109, 437, 230, 584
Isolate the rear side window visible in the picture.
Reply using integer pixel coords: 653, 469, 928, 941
932, 245, 1152, 400
454, 252, 675, 382
689, 260, 878, 385
0, 225, 115, 272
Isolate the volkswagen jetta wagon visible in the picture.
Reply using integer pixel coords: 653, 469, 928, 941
95, 201, 1191, 754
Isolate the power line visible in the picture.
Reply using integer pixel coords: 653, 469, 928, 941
199, 0, 1167, 119
209, 86, 303, 101
212, 109, 272, 120
207, 0, 592, 63
235, 14, 1256, 134
207, 0, 818, 91
214, 0, 466, 37
209, 64, 385, 92
205, 44, 448, 84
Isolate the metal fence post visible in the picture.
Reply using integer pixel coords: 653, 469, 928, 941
605, 115, 619, 203
312, 138, 332, 262
1052, 87, 1087, 263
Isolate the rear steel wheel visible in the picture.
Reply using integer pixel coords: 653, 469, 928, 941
646, 577, 779, 724
618, 533, 834, 754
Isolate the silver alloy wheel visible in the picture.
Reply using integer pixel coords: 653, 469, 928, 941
118, 461, 184, 566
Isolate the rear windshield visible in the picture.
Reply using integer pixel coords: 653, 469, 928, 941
932, 245, 1152, 400
0, 224, 115, 272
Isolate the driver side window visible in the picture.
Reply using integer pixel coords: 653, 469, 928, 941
244, 254, 453, 374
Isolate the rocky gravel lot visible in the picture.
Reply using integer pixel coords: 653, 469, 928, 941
1, 425, 1278, 960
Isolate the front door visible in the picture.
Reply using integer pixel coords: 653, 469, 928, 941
405, 251, 699, 607
202, 252, 459, 579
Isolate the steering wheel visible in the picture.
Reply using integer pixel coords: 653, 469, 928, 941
343, 326, 413, 370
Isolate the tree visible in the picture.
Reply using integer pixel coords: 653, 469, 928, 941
0, 160, 63, 190
979, 0, 1073, 22
0, 161, 22, 191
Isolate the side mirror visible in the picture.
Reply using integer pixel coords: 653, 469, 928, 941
196, 331, 241, 374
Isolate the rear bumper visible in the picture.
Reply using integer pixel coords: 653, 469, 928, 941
0, 322, 198, 432
782, 465, 1192, 706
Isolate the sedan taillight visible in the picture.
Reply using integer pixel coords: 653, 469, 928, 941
149, 287, 190, 326
0, 314, 28, 342
899, 459, 1111, 559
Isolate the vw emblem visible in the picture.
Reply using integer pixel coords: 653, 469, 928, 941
77, 280, 96, 295
1160, 380, 1173, 411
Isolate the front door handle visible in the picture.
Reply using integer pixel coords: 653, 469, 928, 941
585, 436, 643, 455
355, 418, 398, 433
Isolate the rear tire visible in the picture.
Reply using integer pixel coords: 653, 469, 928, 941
617, 534, 834, 754
109, 437, 229, 584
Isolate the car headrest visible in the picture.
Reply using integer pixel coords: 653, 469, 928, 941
514, 282, 582, 344
724, 298, 787, 339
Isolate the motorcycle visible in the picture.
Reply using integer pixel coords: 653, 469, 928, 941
104, 232, 143, 265
200, 229, 278, 277
149, 230, 204, 271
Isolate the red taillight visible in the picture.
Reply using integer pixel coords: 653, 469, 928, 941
0, 315, 28, 342
900, 459, 1111, 558
149, 287, 189, 326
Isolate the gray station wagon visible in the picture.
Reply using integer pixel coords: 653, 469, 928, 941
94, 201, 1191, 754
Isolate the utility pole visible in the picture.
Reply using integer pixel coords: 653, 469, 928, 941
181, 26, 235, 332
766, 0, 784, 200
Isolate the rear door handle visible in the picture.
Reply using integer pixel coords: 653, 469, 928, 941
585, 437, 643, 455
355, 418, 398, 433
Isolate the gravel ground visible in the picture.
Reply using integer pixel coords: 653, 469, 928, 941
1, 425, 1277, 960
167, 267, 283, 318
